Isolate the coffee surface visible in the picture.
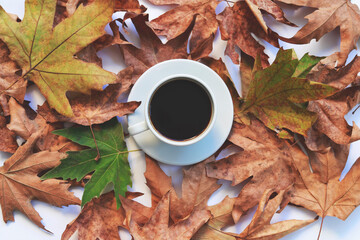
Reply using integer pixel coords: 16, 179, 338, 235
149, 79, 212, 141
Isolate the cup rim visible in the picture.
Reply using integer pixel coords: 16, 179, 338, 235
143, 74, 217, 147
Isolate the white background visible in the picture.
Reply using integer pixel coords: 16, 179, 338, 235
0, 0, 360, 239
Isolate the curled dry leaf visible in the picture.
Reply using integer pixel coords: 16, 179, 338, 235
149, 0, 218, 60
37, 84, 140, 126
119, 14, 194, 91
127, 191, 211, 240
114, 0, 147, 14
0, 0, 117, 117
0, 40, 26, 116
277, 0, 360, 66
193, 189, 316, 240
0, 115, 17, 153
145, 155, 220, 223
0, 131, 80, 230
217, 1, 279, 67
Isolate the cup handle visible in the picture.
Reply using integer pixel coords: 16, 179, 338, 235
128, 121, 148, 136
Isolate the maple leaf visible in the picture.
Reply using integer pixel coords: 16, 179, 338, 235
193, 189, 316, 240
37, 84, 140, 126
217, 1, 279, 67
277, 0, 360, 66
61, 191, 143, 240
144, 155, 220, 223
0, 115, 17, 153
42, 118, 132, 207
239, 48, 337, 137
148, 0, 218, 60
126, 190, 211, 240
0, 130, 80, 230
119, 14, 194, 90
6, 97, 81, 152
288, 139, 360, 239
206, 118, 297, 222
0, 40, 27, 116
0, 0, 117, 117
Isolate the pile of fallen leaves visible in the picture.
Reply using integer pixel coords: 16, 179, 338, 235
0, 0, 360, 239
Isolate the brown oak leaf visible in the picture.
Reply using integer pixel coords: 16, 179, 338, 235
206, 119, 297, 222
277, 0, 360, 66
0, 115, 17, 153
62, 191, 142, 240
145, 155, 220, 223
119, 14, 194, 91
0, 131, 80, 230
193, 189, 316, 240
37, 84, 140, 126
148, 0, 218, 60
0, 40, 26, 116
127, 190, 211, 240
217, 1, 279, 67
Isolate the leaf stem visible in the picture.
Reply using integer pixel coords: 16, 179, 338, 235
88, 124, 100, 161
352, 104, 360, 114
317, 216, 325, 240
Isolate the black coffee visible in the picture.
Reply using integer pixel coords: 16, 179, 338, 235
149, 78, 212, 141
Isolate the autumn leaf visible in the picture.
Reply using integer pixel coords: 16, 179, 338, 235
0, 40, 27, 116
217, 1, 279, 67
193, 189, 316, 240
0, 130, 80, 230
42, 118, 132, 207
144, 155, 220, 223
115, 0, 146, 14
0, 115, 17, 153
61, 191, 143, 240
126, 190, 211, 240
148, 0, 218, 60
239, 48, 337, 137
0, 0, 117, 117
37, 84, 140, 126
207, 118, 297, 222
119, 13, 194, 90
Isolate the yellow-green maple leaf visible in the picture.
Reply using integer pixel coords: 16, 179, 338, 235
0, 0, 117, 116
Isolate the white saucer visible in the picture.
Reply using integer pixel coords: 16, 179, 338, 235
127, 59, 233, 165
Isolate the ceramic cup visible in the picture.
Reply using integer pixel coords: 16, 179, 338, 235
128, 74, 217, 146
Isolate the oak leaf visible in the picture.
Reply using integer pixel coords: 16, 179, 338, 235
0, 131, 80, 230
277, 0, 360, 66
119, 14, 194, 91
0, 0, 117, 117
239, 48, 337, 137
148, 0, 218, 60
0, 115, 17, 153
37, 84, 140, 125
42, 118, 132, 207
217, 1, 279, 67
127, 190, 211, 240
206, 119, 296, 222
193, 189, 316, 240
144, 155, 220, 223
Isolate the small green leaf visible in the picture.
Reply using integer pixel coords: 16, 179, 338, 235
240, 48, 337, 136
42, 118, 131, 208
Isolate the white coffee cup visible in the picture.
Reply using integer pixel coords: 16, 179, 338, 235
128, 74, 217, 146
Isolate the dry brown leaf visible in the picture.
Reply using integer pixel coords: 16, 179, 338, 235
206, 119, 296, 222
217, 1, 279, 67
128, 190, 211, 240
239, 51, 254, 98
193, 189, 316, 240
149, 0, 218, 60
0, 115, 17, 153
145, 155, 220, 223
278, 0, 360, 66
0, 40, 26, 116
61, 191, 140, 240
115, 0, 146, 14
119, 14, 194, 91
37, 84, 140, 126
0, 131, 80, 230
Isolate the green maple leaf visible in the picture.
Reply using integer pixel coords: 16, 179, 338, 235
239, 48, 337, 137
42, 118, 131, 207
0, 0, 117, 117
